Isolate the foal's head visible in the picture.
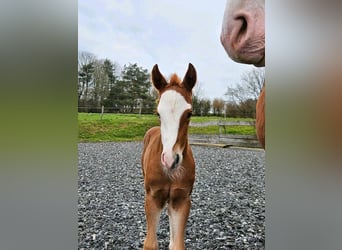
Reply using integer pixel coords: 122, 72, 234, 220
151, 63, 197, 170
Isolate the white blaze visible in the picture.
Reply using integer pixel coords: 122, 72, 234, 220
157, 90, 191, 168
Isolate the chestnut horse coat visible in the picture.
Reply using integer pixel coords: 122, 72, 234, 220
256, 85, 265, 149
141, 126, 195, 204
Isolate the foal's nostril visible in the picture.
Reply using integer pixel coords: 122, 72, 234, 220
171, 154, 180, 170
175, 154, 180, 165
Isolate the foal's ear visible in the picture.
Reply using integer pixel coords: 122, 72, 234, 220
151, 64, 168, 91
182, 63, 197, 91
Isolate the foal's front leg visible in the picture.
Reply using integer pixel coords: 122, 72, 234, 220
168, 188, 191, 250
144, 188, 168, 250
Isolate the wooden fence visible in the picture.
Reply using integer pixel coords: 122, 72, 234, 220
189, 121, 262, 148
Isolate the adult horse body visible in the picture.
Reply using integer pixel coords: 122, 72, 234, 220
141, 63, 196, 250
221, 0, 265, 148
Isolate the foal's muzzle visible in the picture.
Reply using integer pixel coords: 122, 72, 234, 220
161, 152, 181, 169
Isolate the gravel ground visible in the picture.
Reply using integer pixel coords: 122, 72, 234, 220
78, 142, 265, 250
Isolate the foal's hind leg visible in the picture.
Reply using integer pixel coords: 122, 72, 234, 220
168, 188, 191, 250
144, 189, 168, 250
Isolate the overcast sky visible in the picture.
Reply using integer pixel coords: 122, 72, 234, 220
78, 0, 255, 100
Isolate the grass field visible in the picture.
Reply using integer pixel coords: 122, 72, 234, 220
78, 113, 256, 142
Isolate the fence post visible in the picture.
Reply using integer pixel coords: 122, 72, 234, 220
100, 105, 104, 120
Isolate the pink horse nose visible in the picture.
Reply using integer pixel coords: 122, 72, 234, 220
161, 152, 180, 169
161, 152, 167, 166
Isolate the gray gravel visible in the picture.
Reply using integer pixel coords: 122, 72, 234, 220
78, 142, 265, 249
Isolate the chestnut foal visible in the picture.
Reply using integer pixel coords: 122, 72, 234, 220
141, 63, 196, 250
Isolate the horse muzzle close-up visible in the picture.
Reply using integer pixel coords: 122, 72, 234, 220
220, 0, 265, 67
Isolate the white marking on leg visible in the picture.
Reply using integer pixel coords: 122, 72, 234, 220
168, 207, 181, 249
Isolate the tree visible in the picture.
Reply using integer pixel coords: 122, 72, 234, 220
147, 87, 158, 114
241, 68, 265, 100
239, 98, 257, 118
212, 98, 225, 116
225, 67, 265, 103
90, 59, 110, 107
192, 81, 212, 116
105, 63, 155, 113
192, 95, 201, 115
224, 67, 264, 118
103, 59, 119, 90
78, 51, 95, 70
78, 51, 96, 107
225, 102, 240, 118
193, 96, 211, 116
77, 51, 158, 113
102, 60, 122, 111
200, 98, 211, 116
106, 78, 128, 111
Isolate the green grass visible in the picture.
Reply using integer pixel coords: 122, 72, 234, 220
189, 125, 256, 135
78, 113, 256, 142
78, 113, 159, 142
189, 116, 255, 135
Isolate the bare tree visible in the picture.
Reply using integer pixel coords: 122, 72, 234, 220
78, 51, 96, 71
241, 68, 265, 100
91, 59, 110, 107
192, 81, 210, 116
78, 51, 96, 104
225, 67, 265, 103
193, 81, 204, 100
212, 98, 225, 116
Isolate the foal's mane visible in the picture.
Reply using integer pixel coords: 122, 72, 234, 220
169, 73, 182, 87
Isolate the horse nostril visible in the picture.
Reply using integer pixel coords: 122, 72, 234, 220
235, 16, 248, 41
175, 154, 180, 165
171, 154, 180, 170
